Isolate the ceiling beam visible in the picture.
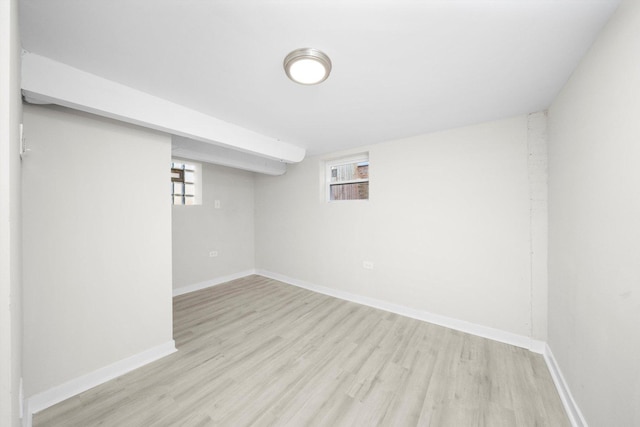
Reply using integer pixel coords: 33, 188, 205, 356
21, 52, 305, 163
171, 136, 287, 176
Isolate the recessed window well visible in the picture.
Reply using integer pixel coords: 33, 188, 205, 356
326, 153, 369, 201
283, 48, 332, 85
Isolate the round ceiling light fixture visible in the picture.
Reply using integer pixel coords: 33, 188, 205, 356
283, 48, 332, 85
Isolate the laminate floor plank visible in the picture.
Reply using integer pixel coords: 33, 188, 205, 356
34, 275, 570, 427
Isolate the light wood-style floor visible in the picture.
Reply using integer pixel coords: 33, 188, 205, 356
35, 275, 570, 426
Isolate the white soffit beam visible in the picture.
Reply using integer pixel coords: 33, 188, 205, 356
21, 52, 305, 163
172, 136, 286, 176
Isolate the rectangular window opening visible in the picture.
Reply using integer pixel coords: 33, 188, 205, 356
171, 160, 201, 205
326, 154, 369, 201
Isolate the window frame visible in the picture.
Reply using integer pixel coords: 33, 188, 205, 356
325, 153, 370, 202
171, 160, 202, 206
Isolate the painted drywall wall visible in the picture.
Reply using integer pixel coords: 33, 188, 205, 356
22, 105, 173, 398
0, 0, 23, 424
172, 162, 255, 291
527, 112, 549, 342
256, 115, 540, 337
547, 0, 640, 425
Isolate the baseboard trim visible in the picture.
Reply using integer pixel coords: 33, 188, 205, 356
21, 273, 583, 427
256, 269, 545, 354
172, 269, 257, 296
23, 340, 177, 427
543, 344, 588, 427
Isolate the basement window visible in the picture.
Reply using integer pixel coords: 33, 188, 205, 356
326, 154, 369, 201
171, 161, 201, 205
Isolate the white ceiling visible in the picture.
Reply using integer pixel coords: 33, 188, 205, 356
20, 0, 620, 156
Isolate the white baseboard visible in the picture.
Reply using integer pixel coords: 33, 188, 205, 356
256, 269, 545, 354
172, 269, 257, 296
543, 344, 588, 427
176, 271, 581, 424
23, 340, 177, 427
23, 273, 582, 427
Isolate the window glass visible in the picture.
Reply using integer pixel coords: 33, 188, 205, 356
171, 161, 201, 205
326, 154, 369, 201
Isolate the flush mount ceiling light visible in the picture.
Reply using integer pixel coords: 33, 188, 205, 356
283, 48, 332, 85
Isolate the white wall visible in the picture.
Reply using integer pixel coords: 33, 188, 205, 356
172, 162, 255, 291
528, 112, 549, 342
22, 105, 174, 398
0, 0, 22, 425
548, 0, 640, 425
256, 115, 543, 338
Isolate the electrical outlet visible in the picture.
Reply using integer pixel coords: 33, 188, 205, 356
214, 200, 221, 209
363, 261, 374, 270
209, 251, 218, 257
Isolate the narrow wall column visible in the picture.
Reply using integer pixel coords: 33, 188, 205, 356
527, 111, 548, 341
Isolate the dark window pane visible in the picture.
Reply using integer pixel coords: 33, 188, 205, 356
357, 163, 369, 179
171, 168, 184, 182
330, 182, 369, 200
